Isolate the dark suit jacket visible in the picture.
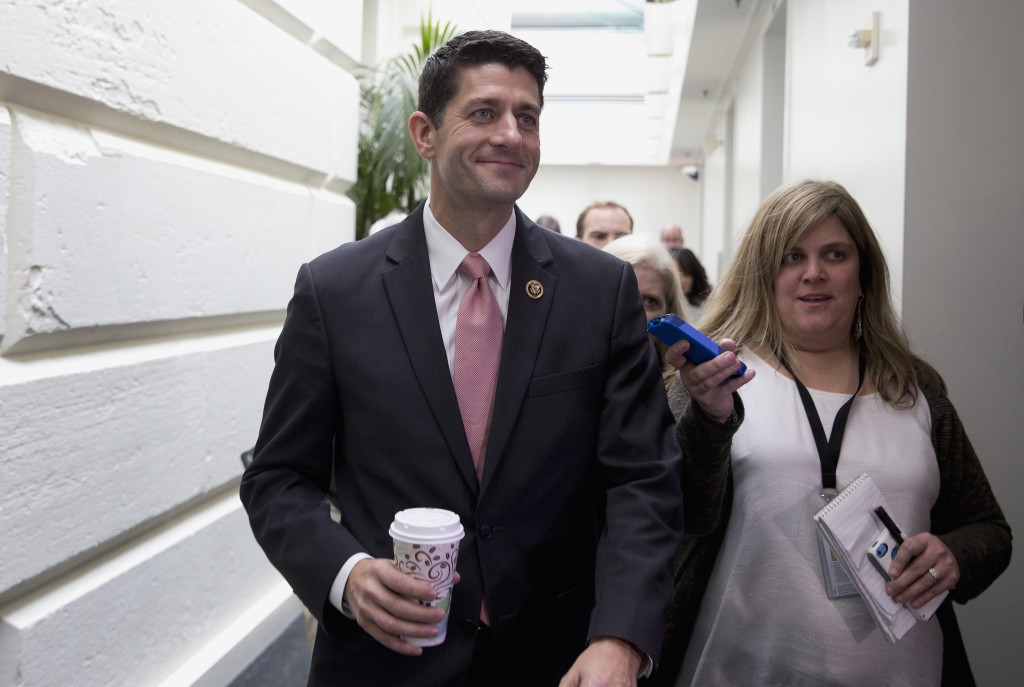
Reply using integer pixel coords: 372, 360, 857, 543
240, 204, 683, 686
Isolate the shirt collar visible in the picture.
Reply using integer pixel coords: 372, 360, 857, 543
424, 200, 516, 293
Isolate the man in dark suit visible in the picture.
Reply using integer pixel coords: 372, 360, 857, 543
240, 30, 682, 686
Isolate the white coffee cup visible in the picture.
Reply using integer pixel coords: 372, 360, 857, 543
389, 507, 465, 646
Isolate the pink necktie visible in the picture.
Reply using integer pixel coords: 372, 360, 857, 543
453, 253, 504, 483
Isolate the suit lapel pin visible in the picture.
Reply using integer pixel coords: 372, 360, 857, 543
525, 280, 544, 299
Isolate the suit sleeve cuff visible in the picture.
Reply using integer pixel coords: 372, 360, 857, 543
329, 552, 374, 619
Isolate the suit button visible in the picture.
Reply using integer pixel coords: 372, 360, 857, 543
479, 524, 493, 540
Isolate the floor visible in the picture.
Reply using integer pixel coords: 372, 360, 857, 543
227, 616, 311, 687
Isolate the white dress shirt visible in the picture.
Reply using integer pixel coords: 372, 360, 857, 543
328, 203, 515, 616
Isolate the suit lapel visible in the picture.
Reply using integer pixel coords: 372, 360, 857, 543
382, 207, 479, 494
480, 211, 555, 495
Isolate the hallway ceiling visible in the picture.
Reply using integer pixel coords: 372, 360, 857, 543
509, 0, 756, 167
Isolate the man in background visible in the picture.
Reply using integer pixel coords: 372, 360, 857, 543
660, 223, 684, 250
576, 200, 633, 249
535, 214, 562, 233
241, 30, 682, 687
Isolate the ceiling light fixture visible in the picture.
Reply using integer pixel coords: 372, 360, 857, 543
645, 0, 676, 57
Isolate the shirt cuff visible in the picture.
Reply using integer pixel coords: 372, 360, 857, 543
638, 652, 654, 679
329, 552, 374, 619
589, 637, 653, 679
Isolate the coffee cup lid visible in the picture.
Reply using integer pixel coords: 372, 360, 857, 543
389, 507, 465, 543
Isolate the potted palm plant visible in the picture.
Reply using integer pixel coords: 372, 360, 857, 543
348, 17, 459, 239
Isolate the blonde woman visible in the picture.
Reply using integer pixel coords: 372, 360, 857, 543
656, 180, 1010, 686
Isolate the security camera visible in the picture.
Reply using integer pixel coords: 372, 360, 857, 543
682, 164, 700, 181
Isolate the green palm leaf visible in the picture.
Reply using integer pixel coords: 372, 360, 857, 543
348, 15, 459, 239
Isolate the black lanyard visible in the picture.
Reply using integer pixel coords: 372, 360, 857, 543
780, 355, 866, 500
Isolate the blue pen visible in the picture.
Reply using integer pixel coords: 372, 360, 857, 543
873, 506, 904, 545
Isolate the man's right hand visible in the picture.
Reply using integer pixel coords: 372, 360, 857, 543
343, 558, 447, 655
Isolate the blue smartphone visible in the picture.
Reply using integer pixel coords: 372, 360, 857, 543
647, 314, 747, 377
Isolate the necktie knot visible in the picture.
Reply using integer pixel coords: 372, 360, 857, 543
459, 253, 492, 282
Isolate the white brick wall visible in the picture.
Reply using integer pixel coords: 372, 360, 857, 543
0, 334, 276, 593
0, 493, 286, 687
1, 108, 10, 343
0, 0, 358, 179
2, 111, 352, 353
0, 1, 362, 684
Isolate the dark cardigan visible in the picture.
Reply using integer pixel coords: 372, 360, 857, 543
652, 368, 1012, 687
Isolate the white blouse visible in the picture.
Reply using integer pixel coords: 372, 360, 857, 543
678, 351, 944, 686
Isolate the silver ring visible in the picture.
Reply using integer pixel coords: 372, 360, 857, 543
927, 567, 941, 581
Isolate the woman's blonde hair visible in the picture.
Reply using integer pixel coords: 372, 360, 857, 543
700, 179, 940, 405
603, 234, 688, 387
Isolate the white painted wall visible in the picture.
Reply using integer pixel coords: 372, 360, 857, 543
519, 165, 704, 256
785, 0, 910, 309
698, 0, 1023, 683
706, 0, 912, 304
699, 143, 729, 284
730, 31, 767, 251
0, 1, 360, 684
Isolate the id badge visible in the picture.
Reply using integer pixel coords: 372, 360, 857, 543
816, 529, 859, 598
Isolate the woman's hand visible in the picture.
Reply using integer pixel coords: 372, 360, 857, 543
665, 338, 755, 423
885, 532, 959, 609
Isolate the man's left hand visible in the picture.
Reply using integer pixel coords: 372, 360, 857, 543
558, 637, 643, 687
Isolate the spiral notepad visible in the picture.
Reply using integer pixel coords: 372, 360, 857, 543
813, 473, 921, 643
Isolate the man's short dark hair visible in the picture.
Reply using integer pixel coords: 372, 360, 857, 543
418, 30, 548, 126
576, 201, 635, 237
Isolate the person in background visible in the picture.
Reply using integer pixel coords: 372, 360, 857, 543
576, 200, 633, 249
534, 214, 561, 233
655, 179, 1011, 686
241, 29, 683, 687
370, 210, 411, 235
660, 223, 684, 250
669, 248, 712, 325
603, 235, 687, 389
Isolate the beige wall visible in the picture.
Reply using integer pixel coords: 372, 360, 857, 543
902, 0, 1024, 681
